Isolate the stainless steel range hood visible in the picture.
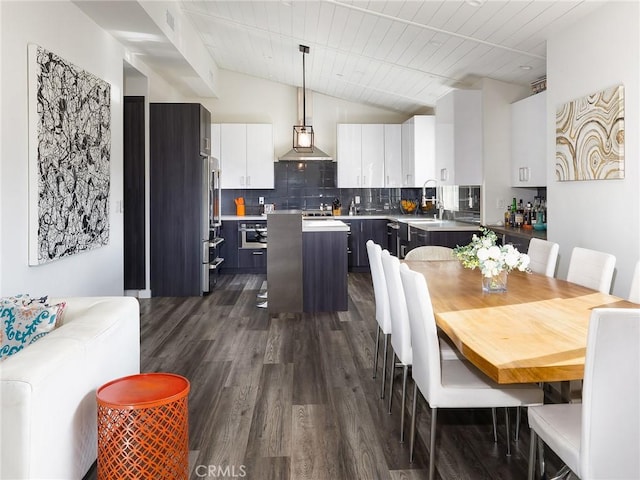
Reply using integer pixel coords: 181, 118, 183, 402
278, 145, 333, 161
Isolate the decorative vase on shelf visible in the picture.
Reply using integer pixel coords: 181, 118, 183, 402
482, 270, 508, 293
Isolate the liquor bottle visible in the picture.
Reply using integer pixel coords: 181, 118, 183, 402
504, 206, 511, 226
515, 199, 524, 227
524, 202, 532, 226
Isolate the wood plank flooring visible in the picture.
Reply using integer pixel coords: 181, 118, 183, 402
86, 272, 561, 480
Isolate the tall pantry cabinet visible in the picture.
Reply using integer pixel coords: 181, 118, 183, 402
150, 103, 211, 297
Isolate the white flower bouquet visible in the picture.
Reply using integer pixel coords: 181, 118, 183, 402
454, 228, 530, 278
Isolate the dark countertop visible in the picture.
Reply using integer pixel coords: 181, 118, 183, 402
488, 224, 547, 240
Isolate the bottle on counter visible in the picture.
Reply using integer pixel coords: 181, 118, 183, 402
510, 198, 517, 227
515, 199, 524, 228
504, 206, 511, 226
524, 202, 533, 226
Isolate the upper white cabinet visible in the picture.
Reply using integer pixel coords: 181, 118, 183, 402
435, 89, 482, 186
401, 115, 436, 187
511, 91, 546, 186
218, 123, 274, 189
384, 124, 403, 187
337, 124, 385, 188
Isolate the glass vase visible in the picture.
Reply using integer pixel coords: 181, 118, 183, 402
482, 270, 508, 293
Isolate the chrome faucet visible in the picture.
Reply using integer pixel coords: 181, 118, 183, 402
422, 179, 445, 220
421, 179, 438, 208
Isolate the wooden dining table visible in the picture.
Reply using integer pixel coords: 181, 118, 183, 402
404, 260, 636, 385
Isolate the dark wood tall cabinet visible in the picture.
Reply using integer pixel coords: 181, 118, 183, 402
123, 96, 146, 290
150, 103, 211, 296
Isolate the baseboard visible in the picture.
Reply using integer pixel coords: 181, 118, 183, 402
124, 289, 152, 299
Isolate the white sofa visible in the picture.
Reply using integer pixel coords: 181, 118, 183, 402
0, 296, 140, 479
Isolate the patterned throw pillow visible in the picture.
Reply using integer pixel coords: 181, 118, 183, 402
0, 295, 66, 360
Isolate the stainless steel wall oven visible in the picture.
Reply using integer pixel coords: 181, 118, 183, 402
239, 222, 267, 249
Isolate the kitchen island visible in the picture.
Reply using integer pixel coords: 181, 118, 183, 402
302, 219, 349, 312
266, 213, 349, 313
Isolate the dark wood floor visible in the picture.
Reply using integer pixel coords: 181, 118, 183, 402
88, 272, 559, 480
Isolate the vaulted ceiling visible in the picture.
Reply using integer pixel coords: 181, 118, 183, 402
78, 0, 606, 114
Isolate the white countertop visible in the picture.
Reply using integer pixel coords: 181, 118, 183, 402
404, 218, 480, 232
220, 214, 480, 231
302, 219, 350, 232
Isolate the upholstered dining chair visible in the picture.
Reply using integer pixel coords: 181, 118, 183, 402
404, 245, 455, 261
629, 260, 640, 304
566, 247, 616, 294
366, 240, 392, 399
379, 249, 470, 441
527, 308, 640, 480
527, 238, 559, 277
380, 249, 414, 442
399, 263, 544, 480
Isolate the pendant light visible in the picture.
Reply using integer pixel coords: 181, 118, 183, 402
293, 44, 314, 152
279, 45, 332, 161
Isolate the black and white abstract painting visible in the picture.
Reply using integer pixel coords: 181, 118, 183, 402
28, 44, 111, 265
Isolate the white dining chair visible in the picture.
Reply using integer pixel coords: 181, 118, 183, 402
629, 260, 640, 304
404, 245, 455, 261
527, 308, 640, 480
527, 238, 559, 277
381, 249, 414, 443
399, 263, 544, 479
566, 247, 616, 294
366, 240, 392, 399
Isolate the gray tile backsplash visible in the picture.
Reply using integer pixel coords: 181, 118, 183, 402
221, 160, 481, 219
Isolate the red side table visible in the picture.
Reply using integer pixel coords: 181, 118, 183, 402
97, 373, 190, 480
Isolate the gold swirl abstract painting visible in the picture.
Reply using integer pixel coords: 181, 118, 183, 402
556, 85, 624, 181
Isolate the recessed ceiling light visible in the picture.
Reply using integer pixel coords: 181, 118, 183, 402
336, 73, 344, 77
429, 41, 442, 48
520, 65, 533, 70
466, 0, 484, 6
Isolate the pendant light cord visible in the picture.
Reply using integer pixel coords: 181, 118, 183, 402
302, 48, 306, 127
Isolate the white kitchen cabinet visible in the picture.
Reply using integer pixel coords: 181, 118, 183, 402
435, 89, 482, 186
337, 124, 384, 188
401, 115, 436, 187
218, 123, 274, 189
246, 124, 274, 188
384, 124, 402, 187
511, 91, 546, 186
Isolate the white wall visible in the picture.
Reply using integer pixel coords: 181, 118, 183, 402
0, 1, 128, 296
547, 1, 639, 298
195, 69, 410, 161
478, 78, 530, 225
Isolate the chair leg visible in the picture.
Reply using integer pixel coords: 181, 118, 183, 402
373, 326, 380, 379
515, 406, 521, 442
380, 334, 389, 399
388, 353, 396, 414
528, 429, 537, 480
537, 435, 545, 479
492, 408, 498, 442
505, 407, 511, 456
428, 407, 438, 480
410, 383, 418, 463
400, 365, 409, 443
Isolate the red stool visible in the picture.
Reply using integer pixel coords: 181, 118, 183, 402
97, 373, 190, 480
